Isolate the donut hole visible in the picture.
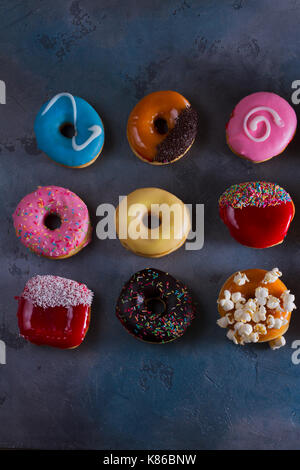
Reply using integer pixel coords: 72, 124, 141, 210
142, 212, 161, 230
59, 122, 76, 138
154, 117, 168, 135
145, 298, 166, 316
44, 213, 62, 230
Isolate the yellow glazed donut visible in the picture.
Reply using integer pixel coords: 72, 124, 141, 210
115, 188, 191, 258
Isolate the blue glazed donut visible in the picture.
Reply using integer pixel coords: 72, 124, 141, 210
34, 92, 105, 168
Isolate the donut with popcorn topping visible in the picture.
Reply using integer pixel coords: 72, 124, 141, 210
217, 268, 296, 350
12, 186, 92, 259
16, 275, 93, 349
219, 181, 295, 248
116, 268, 196, 343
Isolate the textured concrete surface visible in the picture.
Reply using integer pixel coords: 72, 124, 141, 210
0, 0, 300, 450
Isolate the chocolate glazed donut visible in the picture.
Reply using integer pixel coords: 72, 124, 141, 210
116, 268, 196, 343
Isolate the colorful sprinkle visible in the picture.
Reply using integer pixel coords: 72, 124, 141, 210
12, 186, 91, 258
219, 181, 292, 209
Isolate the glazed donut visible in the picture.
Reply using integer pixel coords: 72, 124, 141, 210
115, 187, 191, 258
116, 268, 196, 343
16, 275, 93, 349
127, 91, 198, 165
219, 181, 295, 248
217, 268, 296, 350
13, 185, 92, 259
226, 92, 297, 163
34, 92, 104, 168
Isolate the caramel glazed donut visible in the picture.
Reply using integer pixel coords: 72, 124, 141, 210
217, 268, 296, 350
127, 91, 198, 165
116, 268, 196, 343
115, 187, 191, 258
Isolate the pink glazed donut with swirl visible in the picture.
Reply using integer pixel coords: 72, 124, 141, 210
226, 92, 297, 163
13, 186, 92, 259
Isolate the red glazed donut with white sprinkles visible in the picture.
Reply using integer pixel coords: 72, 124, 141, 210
16, 275, 93, 349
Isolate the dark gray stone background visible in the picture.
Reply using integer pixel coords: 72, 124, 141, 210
0, 0, 300, 450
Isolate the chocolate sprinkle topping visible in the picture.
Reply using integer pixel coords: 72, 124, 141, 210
155, 106, 198, 163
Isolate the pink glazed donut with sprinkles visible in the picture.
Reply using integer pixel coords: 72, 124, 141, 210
226, 92, 297, 163
13, 186, 92, 259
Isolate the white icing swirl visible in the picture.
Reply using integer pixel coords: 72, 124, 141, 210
41, 92, 102, 151
243, 106, 284, 142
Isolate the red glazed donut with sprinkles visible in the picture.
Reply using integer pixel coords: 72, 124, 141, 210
219, 181, 295, 248
16, 275, 93, 349
12, 185, 92, 259
116, 268, 196, 343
